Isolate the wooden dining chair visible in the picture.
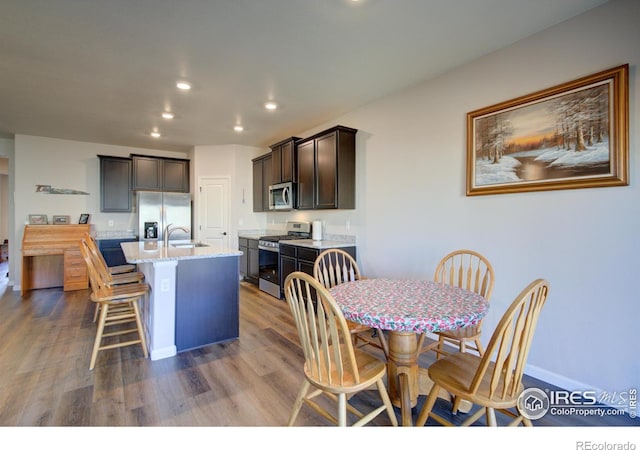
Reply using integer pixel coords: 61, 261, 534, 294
79, 238, 149, 370
313, 249, 384, 352
415, 278, 549, 427
283, 272, 398, 427
422, 249, 495, 358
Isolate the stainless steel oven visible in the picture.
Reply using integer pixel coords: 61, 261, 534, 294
257, 221, 311, 299
258, 240, 281, 298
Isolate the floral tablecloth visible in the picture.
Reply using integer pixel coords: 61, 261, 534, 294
329, 278, 489, 333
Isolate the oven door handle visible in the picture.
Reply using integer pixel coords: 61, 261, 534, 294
258, 245, 279, 252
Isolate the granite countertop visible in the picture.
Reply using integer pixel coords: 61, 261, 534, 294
238, 231, 283, 239
279, 239, 355, 250
238, 233, 264, 239
121, 241, 242, 263
238, 230, 356, 247
93, 230, 137, 240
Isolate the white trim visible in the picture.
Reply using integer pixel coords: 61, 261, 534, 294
150, 345, 177, 361
526, 363, 598, 393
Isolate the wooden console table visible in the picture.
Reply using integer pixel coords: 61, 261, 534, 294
21, 224, 90, 296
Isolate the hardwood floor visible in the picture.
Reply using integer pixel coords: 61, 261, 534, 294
0, 265, 637, 428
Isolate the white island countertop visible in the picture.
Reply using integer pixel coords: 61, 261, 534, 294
121, 240, 242, 264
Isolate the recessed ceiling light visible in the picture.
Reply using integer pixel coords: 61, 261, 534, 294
162, 112, 174, 119
264, 101, 278, 110
150, 131, 161, 138
234, 125, 244, 132
176, 81, 191, 90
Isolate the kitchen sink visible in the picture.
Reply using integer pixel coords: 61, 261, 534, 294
171, 242, 210, 248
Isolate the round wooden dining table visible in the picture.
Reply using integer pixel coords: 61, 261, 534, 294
329, 278, 489, 426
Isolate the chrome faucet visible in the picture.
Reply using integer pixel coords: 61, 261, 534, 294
163, 223, 191, 247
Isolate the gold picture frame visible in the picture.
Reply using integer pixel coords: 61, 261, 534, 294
466, 64, 628, 196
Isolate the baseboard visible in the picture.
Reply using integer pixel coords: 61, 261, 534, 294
150, 345, 177, 361
526, 363, 595, 391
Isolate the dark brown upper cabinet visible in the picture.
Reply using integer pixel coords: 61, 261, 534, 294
99, 155, 132, 212
296, 126, 357, 210
131, 154, 190, 192
270, 137, 301, 184
252, 153, 272, 212
296, 139, 315, 210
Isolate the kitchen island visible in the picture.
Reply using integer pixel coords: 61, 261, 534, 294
121, 241, 242, 360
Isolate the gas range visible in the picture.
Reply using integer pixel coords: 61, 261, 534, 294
258, 221, 312, 251
258, 234, 306, 250
258, 221, 311, 299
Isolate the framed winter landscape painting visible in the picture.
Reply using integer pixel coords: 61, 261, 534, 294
466, 64, 628, 196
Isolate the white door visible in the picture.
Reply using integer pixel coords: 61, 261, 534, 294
198, 177, 230, 250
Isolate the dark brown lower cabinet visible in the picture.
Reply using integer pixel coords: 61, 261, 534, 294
239, 237, 259, 284
279, 243, 356, 298
98, 238, 137, 266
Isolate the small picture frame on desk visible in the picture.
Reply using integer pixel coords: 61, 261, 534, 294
53, 215, 70, 225
28, 214, 48, 225
79, 213, 90, 224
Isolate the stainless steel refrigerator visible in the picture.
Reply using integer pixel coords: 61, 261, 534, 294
137, 191, 192, 242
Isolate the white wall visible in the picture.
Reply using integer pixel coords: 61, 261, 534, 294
12, 135, 189, 287
192, 144, 267, 248
267, 0, 640, 395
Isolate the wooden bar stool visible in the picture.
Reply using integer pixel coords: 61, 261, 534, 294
83, 234, 145, 322
89, 283, 149, 370
80, 238, 149, 370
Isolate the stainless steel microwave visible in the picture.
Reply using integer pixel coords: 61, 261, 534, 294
269, 182, 294, 210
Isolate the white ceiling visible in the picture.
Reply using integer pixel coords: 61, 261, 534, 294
0, 0, 608, 152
